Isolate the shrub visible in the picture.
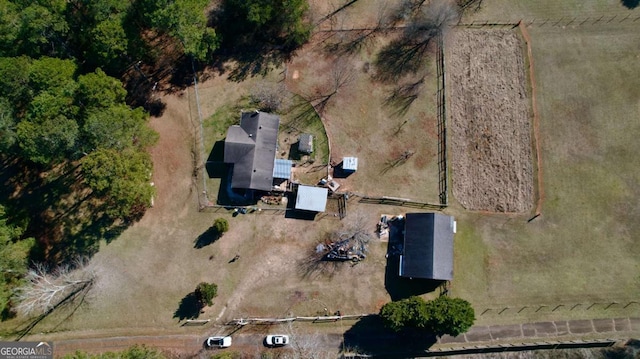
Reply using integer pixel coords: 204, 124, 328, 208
424, 296, 475, 336
195, 282, 217, 306
213, 218, 229, 234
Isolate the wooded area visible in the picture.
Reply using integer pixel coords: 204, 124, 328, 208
0, 0, 311, 321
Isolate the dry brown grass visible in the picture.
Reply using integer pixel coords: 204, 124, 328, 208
286, 33, 441, 201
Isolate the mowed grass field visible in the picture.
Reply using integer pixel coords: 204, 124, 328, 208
467, 0, 639, 20
451, 1, 640, 324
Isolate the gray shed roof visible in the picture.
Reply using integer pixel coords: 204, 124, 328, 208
399, 213, 454, 281
224, 111, 280, 191
298, 133, 313, 154
295, 185, 328, 212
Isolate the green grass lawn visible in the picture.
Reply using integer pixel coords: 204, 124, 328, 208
450, 23, 640, 324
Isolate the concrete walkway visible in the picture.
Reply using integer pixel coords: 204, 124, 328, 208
439, 317, 640, 345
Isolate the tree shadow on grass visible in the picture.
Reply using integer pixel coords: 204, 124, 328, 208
296, 250, 342, 279
384, 76, 426, 118
341, 316, 437, 357
194, 227, 221, 248
174, 292, 203, 321
0, 158, 126, 266
207, 5, 302, 83
621, 0, 640, 8
373, 36, 433, 85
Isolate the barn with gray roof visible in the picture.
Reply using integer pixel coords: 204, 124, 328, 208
399, 213, 455, 281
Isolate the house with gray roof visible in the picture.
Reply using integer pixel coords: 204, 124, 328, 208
224, 111, 280, 191
399, 213, 456, 281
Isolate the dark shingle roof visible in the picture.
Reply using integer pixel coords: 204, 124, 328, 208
400, 213, 454, 281
224, 111, 280, 191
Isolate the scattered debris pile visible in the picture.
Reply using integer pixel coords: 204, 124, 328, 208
319, 219, 372, 262
377, 215, 390, 240
324, 238, 366, 262
260, 195, 285, 205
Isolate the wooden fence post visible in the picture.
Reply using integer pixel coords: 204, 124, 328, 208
535, 305, 547, 312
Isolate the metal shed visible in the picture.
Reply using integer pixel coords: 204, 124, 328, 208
342, 157, 358, 172
295, 185, 328, 212
273, 159, 293, 180
298, 133, 313, 154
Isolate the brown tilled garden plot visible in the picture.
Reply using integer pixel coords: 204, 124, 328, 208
446, 28, 535, 213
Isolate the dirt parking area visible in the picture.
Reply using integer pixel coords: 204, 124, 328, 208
446, 29, 534, 213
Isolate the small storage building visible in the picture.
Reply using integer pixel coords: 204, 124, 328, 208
399, 213, 456, 281
342, 157, 358, 172
298, 134, 313, 154
295, 185, 328, 212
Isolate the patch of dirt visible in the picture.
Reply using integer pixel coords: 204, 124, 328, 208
447, 29, 534, 213
145, 92, 197, 224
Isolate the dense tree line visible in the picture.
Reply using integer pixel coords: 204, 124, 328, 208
0, 0, 311, 76
0, 205, 34, 319
0, 57, 157, 216
0, 0, 217, 72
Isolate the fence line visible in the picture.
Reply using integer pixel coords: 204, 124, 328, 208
313, 12, 640, 34
458, 14, 640, 28
345, 192, 446, 210
518, 21, 545, 216
231, 300, 640, 325
422, 339, 617, 357
230, 314, 370, 326
435, 31, 448, 206
479, 301, 640, 316
187, 83, 205, 211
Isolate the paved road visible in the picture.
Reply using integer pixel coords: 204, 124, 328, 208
49, 317, 640, 357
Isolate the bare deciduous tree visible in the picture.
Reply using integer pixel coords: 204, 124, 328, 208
374, 0, 459, 83
457, 0, 484, 13
285, 322, 335, 359
329, 210, 373, 250
15, 258, 96, 316
298, 210, 374, 278
250, 82, 288, 113
326, 1, 396, 55
308, 58, 355, 115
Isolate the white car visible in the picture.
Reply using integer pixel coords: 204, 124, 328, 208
206, 336, 232, 348
265, 334, 290, 347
